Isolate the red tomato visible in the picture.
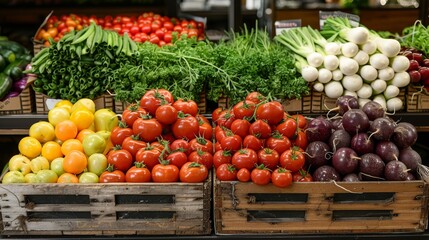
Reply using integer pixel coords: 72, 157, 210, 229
179, 162, 208, 183
130, 25, 140, 35
265, 133, 291, 155
173, 25, 183, 32
152, 161, 179, 182
216, 163, 237, 181
246, 92, 265, 104
211, 107, 223, 123
140, 89, 174, 115
155, 29, 165, 40
189, 137, 214, 154
166, 151, 188, 169
220, 134, 242, 152
236, 168, 251, 182
188, 28, 198, 38
257, 148, 280, 170
230, 119, 251, 139
291, 114, 308, 129
135, 147, 161, 170
170, 139, 191, 155
132, 117, 162, 142
232, 100, 256, 120
100, 169, 126, 183
215, 109, 236, 129
164, 32, 173, 43
122, 135, 147, 159
293, 170, 313, 182
196, 114, 210, 124
293, 130, 308, 150
110, 121, 133, 146
256, 101, 284, 125
172, 114, 199, 140
251, 164, 271, 185
163, 21, 174, 31
188, 150, 213, 170
214, 142, 222, 152
141, 24, 152, 34
231, 148, 258, 170
271, 167, 293, 188
276, 118, 298, 139
242, 135, 264, 151
107, 147, 133, 172
122, 103, 147, 127
249, 120, 272, 139
198, 120, 213, 141
155, 105, 178, 125
125, 162, 152, 182
213, 150, 232, 168
215, 126, 227, 143
280, 149, 305, 173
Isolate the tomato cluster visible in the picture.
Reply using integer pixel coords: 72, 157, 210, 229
36, 12, 205, 47
212, 92, 313, 187
106, 89, 211, 183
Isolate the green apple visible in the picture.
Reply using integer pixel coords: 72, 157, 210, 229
2, 171, 26, 184
87, 153, 108, 176
79, 172, 99, 183
50, 157, 65, 176
30, 156, 50, 173
8, 154, 31, 175
25, 173, 38, 183
36, 169, 58, 183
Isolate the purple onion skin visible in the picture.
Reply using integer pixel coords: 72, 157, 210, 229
362, 101, 385, 121
336, 95, 359, 115
305, 141, 331, 169
399, 147, 422, 172
405, 172, 416, 181
376, 141, 400, 163
306, 116, 332, 143
359, 153, 385, 178
384, 161, 408, 181
329, 129, 351, 152
332, 147, 359, 175
369, 117, 396, 141
351, 133, 374, 155
0, 91, 19, 101
313, 165, 341, 182
342, 109, 370, 135
343, 173, 360, 182
392, 122, 418, 149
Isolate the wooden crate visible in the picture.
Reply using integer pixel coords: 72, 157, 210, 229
406, 84, 429, 112
214, 178, 429, 235
0, 179, 212, 236
35, 92, 115, 114
0, 88, 34, 115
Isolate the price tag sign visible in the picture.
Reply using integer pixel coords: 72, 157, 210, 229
319, 11, 360, 29
275, 19, 302, 36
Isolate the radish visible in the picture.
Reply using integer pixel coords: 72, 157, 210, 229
324, 81, 344, 98
313, 82, 324, 92
360, 65, 378, 81
332, 69, 343, 81
386, 97, 403, 112
341, 42, 359, 58
370, 53, 390, 70
353, 50, 369, 65
390, 72, 410, 88
378, 67, 395, 81
318, 68, 333, 83
371, 80, 387, 95
361, 40, 377, 55
384, 85, 400, 99
357, 83, 372, 99
391, 55, 410, 73
342, 74, 363, 92
323, 55, 339, 70
339, 56, 359, 76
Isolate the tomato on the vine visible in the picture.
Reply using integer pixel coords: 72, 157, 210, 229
125, 162, 152, 182
292, 130, 308, 150
242, 135, 264, 151
173, 99, 199, 117
140, 89, 174, 115
271, 167, 293, 188
188, 149, 213, 170
166, 151, 188, 169
152, 160, 179, 182
291, 114, 308, 129
256, 101, 284, 125
135, 145, 161, 170
257, 148, 280, 170
220, 134, 242, 152
280, 148, 305, 173
216, 163, 237, 181
155, 104, 178, 125
100, 167, 126, 183
213, 150, 232, 168
232, 100, 256, 120
179, 162, 208, 183
245, 92, 265, 104
110, 121, 133, 146
293, 169, 313, 182
172, 113, 199, 140
276, 118, 298, 139
249, 119, 272, 139
265, 132, 291, 155
211, 108, 223, 123
189, 137, 214, 154
170, 139, 191, 155
251, 164, 271, 185
132, 116, 162, 142
122, 135, 146, 159
230, 119, 251, 139
231, 148, 258, 170
107, 146, 133, 172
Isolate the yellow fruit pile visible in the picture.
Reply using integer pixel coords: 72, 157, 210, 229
3, 99, 119, 184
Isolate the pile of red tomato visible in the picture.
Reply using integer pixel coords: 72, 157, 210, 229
212, 92, 313, 187
36, 12, 205, 47
106, 89, 212, 183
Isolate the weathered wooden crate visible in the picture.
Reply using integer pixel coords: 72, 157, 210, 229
0, 88, 34, 115
406, 84, 429, 112
0, 180, 212, 236
214, 178, 428, 235
34, 92, 115, 114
